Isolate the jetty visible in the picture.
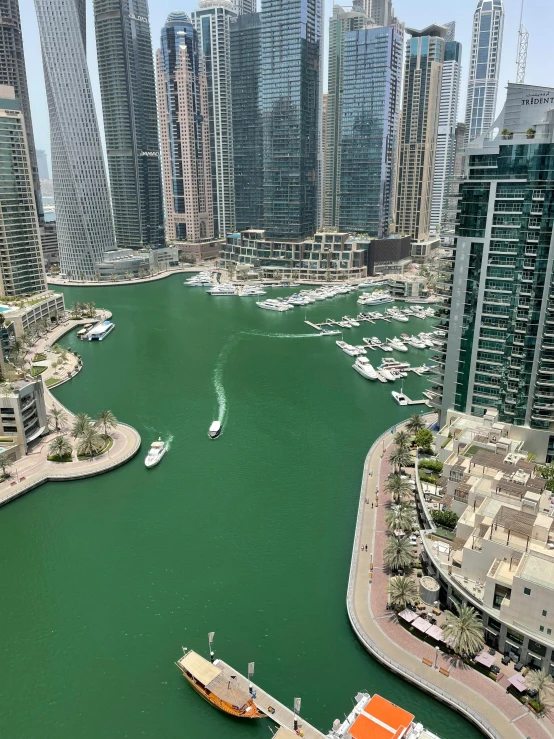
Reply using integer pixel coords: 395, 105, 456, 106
304, 320, 322, 331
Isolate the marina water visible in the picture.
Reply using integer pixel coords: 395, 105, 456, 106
0, 277, 482, 739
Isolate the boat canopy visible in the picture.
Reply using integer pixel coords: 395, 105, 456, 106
178, 651, 221, 687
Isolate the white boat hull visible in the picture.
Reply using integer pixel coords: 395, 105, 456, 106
145, 447, 167, 468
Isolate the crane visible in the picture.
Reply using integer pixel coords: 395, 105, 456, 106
515, 0, 529, 84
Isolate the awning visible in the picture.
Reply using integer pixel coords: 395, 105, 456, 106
412, 617, 431, 633
508, 674, 527, 692
426, 625, 444, 642
474, 651, 495, 669
398, 609, 418, 624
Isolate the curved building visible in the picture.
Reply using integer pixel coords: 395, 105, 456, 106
464, 0, 504, 145
34, 0, 115, 280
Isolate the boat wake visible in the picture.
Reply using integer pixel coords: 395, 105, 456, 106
213, 337, 238, 426
242, 330, 320, 339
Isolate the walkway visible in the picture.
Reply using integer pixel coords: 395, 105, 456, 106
347, 418, 553, 739
47, 266, 207, 288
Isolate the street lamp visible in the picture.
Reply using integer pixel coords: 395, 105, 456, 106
435, 645, 440, 669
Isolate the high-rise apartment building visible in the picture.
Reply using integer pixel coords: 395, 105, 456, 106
363, 0, 393, 26
35, 0, 115, 279
192, 0, 236, 237
36, 149, 49, 180
0, 86, 47, 296
324, 5, 370, 229
260, 0, 322, 240
394, 24, 447, 242
464, 0, 504, 146
230, 11, 262, 232
338, 22, 403, 236
432, 84, 554, 456
430, 36, 462, 234
0, 0, 43, 223
157, 12, 213, 242
232, 0, 256, 14
94, 0, 164, 249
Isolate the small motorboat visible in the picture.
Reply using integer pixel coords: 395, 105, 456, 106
208, 421, 222, 439
145, 438, 167, 468
392, 391, 409, 406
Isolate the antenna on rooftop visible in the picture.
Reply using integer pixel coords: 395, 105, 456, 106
515, 0, 529, 84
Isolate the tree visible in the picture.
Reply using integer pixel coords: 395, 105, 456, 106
388, 446, 412, 473
414, 428, 434, 451
47, 406, 67, 432
406, 413, 425, 436
538, 462, 554, 494
526, 670, 554, 707
95, 409, 117, 437
388, 575, 419, 611
443, 603, 484, 657
386, 503, 416, 534
77, 426, 104, 458
383, 536, 414, 572
431, 509, 458, 529
71, 301, 82, 317
71, 412, 92, 439
385, 474, 413, 503
85, 302, 96, 318
48, 435, 72, 461
393, 430, 410, 451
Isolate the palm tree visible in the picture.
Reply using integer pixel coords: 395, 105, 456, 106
393, 430, 410, 451
71, 412, 92, 439
95, 409, 117, 437
406, 414, 425, 436
443, 604, 484, 657
385, 473, 413, 503
388, 575, 419, 611
385, 503, 415, 534
47, 406, 67, 432
77, 426, 104, 458
383, 536, 414, 572
48, 435, 72, 460
526, 669, 554, 707
388, 446, 412, 473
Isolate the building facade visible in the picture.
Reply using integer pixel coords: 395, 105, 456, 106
433, 84, 554, 459
0, 0, 42, 223
0, 86, 47, 297
192, 0, 236, 238
35, 0, 116, 279
394, 24, 446, 242
232, 0, 256, 13
157, 12, 213, 243
464, 0, 504, 146
94, 0, 164, 250
338, 22, 403, 237
364, 0, 393, 26
259, 0, 322, 240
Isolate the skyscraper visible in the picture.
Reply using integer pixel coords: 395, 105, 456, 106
394, 24, 446, 241
35, 0, 115, 279
232, 0, 256, 14
324, 5, 370, 229
430, 35, 462, 234
230, 11, 263, 232
192, 0, 236, 237
260, 0, 322, 240
338, 22, 403, 236
364, 0, 393, 26
36, 150, 49, 180
432, 83, 554, 451
0, 86, 46, 296
94, 0, 164, 249
464, 0, 504, 145
157, 12, 213, 242
0, 0, 43, 223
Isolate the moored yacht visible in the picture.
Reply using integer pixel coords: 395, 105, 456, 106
353, 356, 378, 380
392, 390, 409, 405
207, 284, 237, 295
388, 337, 408, 352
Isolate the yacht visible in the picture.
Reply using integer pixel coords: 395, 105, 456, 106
381, 343, 393, 351
371, 336, 382, 345
358, 291, 393, 305
207, 284, 237, 295
392, 390, 409, 406
336, 341, 361, 356
388, 338, 408, 352
387, 309, 409, 322
240, 286, 266, 296
88, 320, 115, 341
337, 320, 352, 329
380, 368, 396, 381
343, 316, 360, 327
418, 333, 435, 348
256, 300, 292, 311
354, 345, 367, 354
144, 438, 167, 468
208, 421, 222, 439
185, 272, 213, 286
382, 357, 411, 370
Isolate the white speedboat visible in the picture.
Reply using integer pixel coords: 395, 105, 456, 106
208, 421, 221, 439
358, 291, 393, 305
353, 357, 378, 380
240, 286, 266, 296
388, 338, 408, 352
256, 300, 292, 311
381, 344, 393, 351
144, 438, 167, 468
319, 328, 341, 336
392, 391, 409, 406
207, 284, 237, 295
382, 357, 411, 370
88, 320, 115, 341
354, 345, 367, 354
337, 341, 361, 356
380, 368, 396, 381
345, 316, 360, 327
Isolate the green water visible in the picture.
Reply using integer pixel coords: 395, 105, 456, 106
0, 277, 481, 739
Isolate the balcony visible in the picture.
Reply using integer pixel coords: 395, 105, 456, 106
533, 191, 545, 201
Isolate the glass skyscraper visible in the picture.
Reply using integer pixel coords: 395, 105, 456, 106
464, 0, 504, 146
94, 0, 164, 249
338, 23, 403, 237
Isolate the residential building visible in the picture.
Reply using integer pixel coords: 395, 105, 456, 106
35, 0, 116, 279
431, 83, 554, 460
324, 5, 370, 230
36, 149, 49, 180
7, 291, 65, 338
156, 12, 213, 243
94, 0, 164, 249
338, 22, 403, 237
192, 0, 236, 237
394, 25, 447, 242
0, 0, 42, 222
0, 378, 48, 457
430, 36, 462, 235
365, 235, 411, 275
385, 274, 426, 297
259, 0, 322, 240
178, 239, 223, 263
410, 236, 440, 263
230, 11, 262, 232
40, 222, 58, 270
464, 0, 504, 146
232, 0, 255, 13
441, 121, 467, 245
0, 86, 47, 297
363, 0, 393, 26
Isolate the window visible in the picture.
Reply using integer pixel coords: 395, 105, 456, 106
548, 629, 552, 636
543, 610, 548, 617
524, 587, 531, 595
541, 626, 544, 632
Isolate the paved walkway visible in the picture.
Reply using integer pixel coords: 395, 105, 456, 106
0, 314, 141, 507
347, 417, 553, 739
47, 266, 208, 288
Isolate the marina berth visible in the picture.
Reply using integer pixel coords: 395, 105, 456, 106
87, 320, 115, 341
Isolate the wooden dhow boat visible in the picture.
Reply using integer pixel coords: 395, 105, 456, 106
176, 649, 263, 719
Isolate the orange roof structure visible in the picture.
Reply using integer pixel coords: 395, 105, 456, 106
349, 695, 414, 739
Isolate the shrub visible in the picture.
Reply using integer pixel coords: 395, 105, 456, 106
420, 471, 439, 485
528, 698, 544, 713
419, 459, 443, 473
432, 509, 458, 529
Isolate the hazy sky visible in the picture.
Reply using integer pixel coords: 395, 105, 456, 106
21, 0, 554, 161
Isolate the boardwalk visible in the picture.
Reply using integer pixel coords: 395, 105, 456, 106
216, 659, 325, 738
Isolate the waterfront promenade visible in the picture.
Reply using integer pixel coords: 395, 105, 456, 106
347, 418, 553, 739
47, 266, 202, 288
0, 314, 141, 507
